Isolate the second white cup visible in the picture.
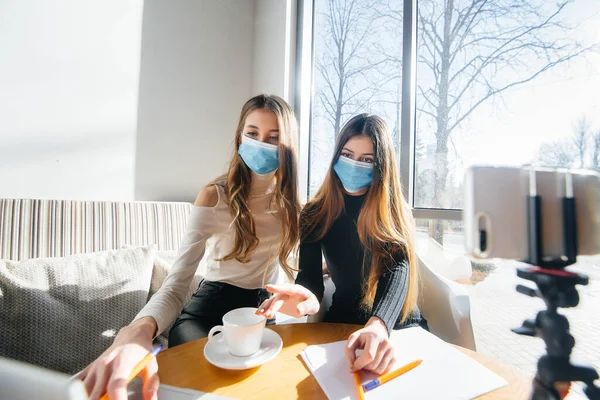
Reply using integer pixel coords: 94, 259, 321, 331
207, 307, 267, 357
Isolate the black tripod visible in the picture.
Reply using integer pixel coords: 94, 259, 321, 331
511, 171, 599, 399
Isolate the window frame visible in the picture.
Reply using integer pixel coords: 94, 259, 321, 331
295, 0, 462, 221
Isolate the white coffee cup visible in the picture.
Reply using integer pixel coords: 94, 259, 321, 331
207, 307, 267, 357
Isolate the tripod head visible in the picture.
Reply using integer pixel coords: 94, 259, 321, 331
516, 266, 587, 312
511, 169, 599, 400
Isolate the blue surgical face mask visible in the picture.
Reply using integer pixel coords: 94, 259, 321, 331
237, 134, 279, 175
333, 156, 374, 193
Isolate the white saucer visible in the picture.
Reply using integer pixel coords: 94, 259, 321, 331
204, 328, 283, 370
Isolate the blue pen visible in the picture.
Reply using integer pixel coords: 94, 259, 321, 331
363, 379, 382, 392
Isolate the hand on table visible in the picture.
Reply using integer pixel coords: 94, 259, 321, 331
345, 317, 396, 374
77, 318, 159, 400
255, 284, 320, 319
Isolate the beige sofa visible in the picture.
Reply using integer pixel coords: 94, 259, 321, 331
0, 198, 200, 374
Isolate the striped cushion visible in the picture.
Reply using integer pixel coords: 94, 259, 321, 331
0, 199, 192, 261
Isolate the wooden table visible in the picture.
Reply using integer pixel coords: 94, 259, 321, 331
157, 323, 532, 399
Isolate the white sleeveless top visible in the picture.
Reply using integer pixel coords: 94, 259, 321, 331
134, 173, 285, 334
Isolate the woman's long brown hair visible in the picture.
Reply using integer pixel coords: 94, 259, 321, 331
215, 94, 300, 282
301, 114, 418, 322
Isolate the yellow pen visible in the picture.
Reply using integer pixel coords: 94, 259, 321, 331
99, 344, 162, 400
362, 359, 423, 392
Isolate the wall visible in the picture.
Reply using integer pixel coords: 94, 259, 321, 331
134, 0, 255, 201
0, 0, 297, 202
0, 0, 143, 200
253, 0, 296, 102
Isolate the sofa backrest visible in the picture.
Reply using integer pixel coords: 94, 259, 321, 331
0, 199, 192, 261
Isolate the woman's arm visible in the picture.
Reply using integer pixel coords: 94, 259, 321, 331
371, 256, 410, 335
295, 238, 325, 303
344, 253, 411, 374
81, 186, 220, 400
132, 185, 220, 336
256, 239, 324, 319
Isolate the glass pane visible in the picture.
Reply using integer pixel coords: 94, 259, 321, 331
309, 0, 404, 196
414, 0, 600, 209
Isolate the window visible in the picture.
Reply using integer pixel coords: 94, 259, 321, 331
414, 0, 600, 210
306, 0, 600, 212
300, 0, 600, 379
308, 0, 404, 196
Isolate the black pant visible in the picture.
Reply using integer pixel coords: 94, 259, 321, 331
168, 281, 273, 347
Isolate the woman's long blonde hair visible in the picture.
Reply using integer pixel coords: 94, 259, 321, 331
215, 94, 300, 281
301, 114, 418, 322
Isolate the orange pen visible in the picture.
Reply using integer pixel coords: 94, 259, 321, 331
99, 345, 162, 400
362, 359, 423, 392
353, 371, 365, 400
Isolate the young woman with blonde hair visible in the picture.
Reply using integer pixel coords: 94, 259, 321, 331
257, 113, 422, 375
81, 94, 300, 400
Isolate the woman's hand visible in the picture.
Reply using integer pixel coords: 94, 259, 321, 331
345, 317, 396, 374
77, 317, 159, 400
255, 284, 320, 319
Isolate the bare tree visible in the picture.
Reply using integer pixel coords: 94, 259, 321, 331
414, 135, 434, 207
572, 116, 590, 168
415, 133, 426, 161
310, 0, 402, 196
385, 0, 592, 242
536, 139, 575, 169
418, 0, 589, 208
591, 131, 600, 172
536, 116, 599, 171
315, 0, 388, 136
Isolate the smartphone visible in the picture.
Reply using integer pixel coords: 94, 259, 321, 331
463, 165, 600, 261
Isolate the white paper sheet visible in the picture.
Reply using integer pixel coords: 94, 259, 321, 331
127, 381, 235, 400
300, 327, 507, 400
157, 384, 235, 399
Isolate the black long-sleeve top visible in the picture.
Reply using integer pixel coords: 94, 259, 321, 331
296, 192, 422, 334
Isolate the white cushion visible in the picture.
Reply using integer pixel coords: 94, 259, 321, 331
416, 236, 473, 281
417, 256, 476, 350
